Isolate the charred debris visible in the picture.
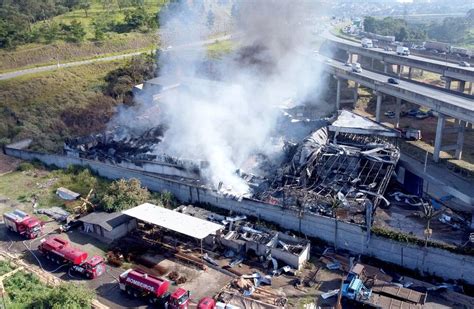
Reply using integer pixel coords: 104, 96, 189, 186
64, 109, 400, 225
259, 111, 400, 223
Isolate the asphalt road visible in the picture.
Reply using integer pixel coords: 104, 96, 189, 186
0, 34, 233, 81
0, 224, 147, 308
325, 32, 474, 74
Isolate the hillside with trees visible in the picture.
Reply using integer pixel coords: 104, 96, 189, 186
364, 9, 474, 47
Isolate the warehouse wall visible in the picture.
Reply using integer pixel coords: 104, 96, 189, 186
5, 146, 474, 283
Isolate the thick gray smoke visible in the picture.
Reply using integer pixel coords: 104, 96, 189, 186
113, 0, 329, 195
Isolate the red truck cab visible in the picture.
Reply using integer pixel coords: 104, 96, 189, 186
198, 297, 216, 309
3, 210, 42, 239
71, 255, 105, 279
169, 287, 190, 309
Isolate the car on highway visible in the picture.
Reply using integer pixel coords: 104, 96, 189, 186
387, 77, 399, 84
383, 46, 392, 51
458, 61, 471, 67
344, 61, 351, 67
351, 63, 362, 73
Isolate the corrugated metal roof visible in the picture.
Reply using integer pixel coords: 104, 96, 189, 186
329, 110, 401, 137
122, 203, 223, 240
79, 212, 131, 232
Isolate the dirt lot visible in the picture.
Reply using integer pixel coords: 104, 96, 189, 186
353, 90, 474, 176
0, 153, 21, 175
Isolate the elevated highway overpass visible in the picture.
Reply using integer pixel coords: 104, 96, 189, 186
317, 56, 474, 162
325, 33, 474, 90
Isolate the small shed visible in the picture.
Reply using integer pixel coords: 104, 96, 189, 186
79, 212, 137, 243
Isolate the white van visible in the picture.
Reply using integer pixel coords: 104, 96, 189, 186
352, 63, 362, 73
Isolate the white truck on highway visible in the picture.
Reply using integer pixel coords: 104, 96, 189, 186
396, 46, 410, 56
361, 38, 373, 48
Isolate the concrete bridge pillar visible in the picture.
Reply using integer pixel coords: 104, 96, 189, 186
455, 120, 466, 160
353, 82, 359, 103
335, 77, 341, 110
394, 97, 401, 128
458, 80, 466, 93
433, 114, 446, 162
383, 63, 388, 74
444, 77, 452, 90
408, 67, 413, 79
397, 65, 403, 77
375, 92, 382, 122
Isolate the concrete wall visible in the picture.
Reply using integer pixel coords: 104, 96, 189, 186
5, 147, 474, 284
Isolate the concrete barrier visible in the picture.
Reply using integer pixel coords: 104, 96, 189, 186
5, 146, 474, 284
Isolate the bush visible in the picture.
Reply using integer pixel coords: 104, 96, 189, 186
101, 178, 150, 212
17, 162, 35, 172
0, 260, 15, 276
371, 226, 474, 256
4, 270, 94, 308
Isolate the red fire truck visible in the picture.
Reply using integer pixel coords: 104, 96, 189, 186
3, 209, 42, 239
119, 268, 191, 308
38, 237, 105, 279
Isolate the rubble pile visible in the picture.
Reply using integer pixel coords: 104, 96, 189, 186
64, 126, 166, 163
255, 124, 399, 221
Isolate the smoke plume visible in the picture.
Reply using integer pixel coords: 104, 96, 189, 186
112, 0, 329, 195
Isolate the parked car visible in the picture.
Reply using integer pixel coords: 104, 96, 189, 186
415, 112, 430, 120
384, 111, 395, 118
59, 220, 82, 233
458, 61, 471, 67
387, 77, 399, 84
407, 109, 420, 117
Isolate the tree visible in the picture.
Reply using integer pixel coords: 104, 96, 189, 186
63, 19, 86, 42
41, 22, 60, 43
125, 7, 149, 30
397, 27, 408, 42
207, 9, 215, 30
363, 16, 377, 33
101, 178, 150, 212
77, 0, 91, 17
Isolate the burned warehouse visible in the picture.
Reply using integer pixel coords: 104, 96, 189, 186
63, 76, 401, 228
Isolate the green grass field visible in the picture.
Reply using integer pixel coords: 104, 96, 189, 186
207, 40, 234, 58
0, 0, 164, 72
47, 0, 165, 40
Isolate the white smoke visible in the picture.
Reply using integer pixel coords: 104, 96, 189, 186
113, 0, 330, 195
